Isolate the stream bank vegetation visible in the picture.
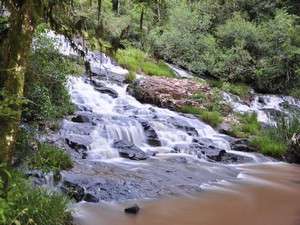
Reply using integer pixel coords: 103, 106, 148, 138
115, 48, 174, 78
249, 112, 300, 157
0, 26, 77, 224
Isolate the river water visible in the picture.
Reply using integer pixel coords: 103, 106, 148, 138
46, 32, 300, 225
75, 163, 300, 225
67, 76, 300, 225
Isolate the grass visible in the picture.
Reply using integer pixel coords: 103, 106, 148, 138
124, 71, 136, 82
179, 104, 222, 127
229, 112, 261, 138
208, 80, 250, 97
249, 136, 287, 156
249, 112, 300, 157
115, 48, 175, 78
0, 169, 73, 225
26, 143, 73, 174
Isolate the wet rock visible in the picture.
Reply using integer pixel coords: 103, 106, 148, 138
216, 123, 232, 135
62, 121, 94, 135
166, 117, 198, 136
258, 96, 265, 104
65, 134, 93, 151
167, 156, 187, 164
204, 149, 227, 161
95, 87, 118, 98
90, 77, 105, 88
216, 152, 252, 164
112, 140, 148, 160
232, 144, 257, 152
25, 170, 47, 186
135, 118, 161, 147
124, 204, 140, 214
84, 193, 99, 203
286, 133, 300, 164
60, 172, 145, 202
71, 114, 91, 123
145, 149, 156, 157
231, 138, 249, 145
60, 179, 86, 202
279, 101, 291, 109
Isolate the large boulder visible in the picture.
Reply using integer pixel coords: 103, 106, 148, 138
127, 76, 211, 110
112, 140, 148, 160
286, 133, 300, 164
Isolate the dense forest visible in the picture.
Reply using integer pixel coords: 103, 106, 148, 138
0, 0, 299, 224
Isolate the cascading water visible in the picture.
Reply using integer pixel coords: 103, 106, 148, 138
43, 30, 300, 224
223, 92, 300, 124
66, 76, 234, 161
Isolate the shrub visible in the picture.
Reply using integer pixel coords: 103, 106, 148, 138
26, 143, 73, 174
286, 87, 300, 99
24, 28, 76, 121
0, 170, 72, 225
249, 112, 299, 157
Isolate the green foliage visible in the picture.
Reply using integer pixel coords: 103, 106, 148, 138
287, 87, 300, 99
0, 170, 72, 225
249, 112, 300, 157
14, 127, 36, 166
207, 80, 250, 96
0, 89, 28, 120
179, 104, 222, 127
24, 28, 76, 121
230, 112, 261, 138
269, 113, 300, 142
26, 143, 73, 174
149, 1, 299, 93
141, 60, 174, 77
116, 47, 174, 77
254, 10, 300, 93
116, 48, 143, 71
249, 136, 286, 156
124, 71, 136, 82
221, 82, 250, 97
14, 126, 72, 174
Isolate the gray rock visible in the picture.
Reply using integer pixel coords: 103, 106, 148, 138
112, 140, 148, 160
216, 123, 232, 135
65, 134, 93, 151
124, 204, 140, 214
71, 114, 91, 123
95, 87, 118, 98
286, 133, 300, 164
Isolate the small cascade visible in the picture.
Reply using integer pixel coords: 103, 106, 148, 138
65, 77, 238, 161
223, 92, 300, 124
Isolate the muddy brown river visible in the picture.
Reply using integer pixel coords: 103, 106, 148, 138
75, 163, 300, 225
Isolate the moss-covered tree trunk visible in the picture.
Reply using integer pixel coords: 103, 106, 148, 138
0, 0, 40, 165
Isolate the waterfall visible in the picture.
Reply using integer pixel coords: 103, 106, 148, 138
65, 77, 235, 160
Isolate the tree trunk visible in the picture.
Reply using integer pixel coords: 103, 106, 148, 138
0, 0, 38, 165
112, 0, 119, 15
140, 7, 144, 34
156, 0, 161, 22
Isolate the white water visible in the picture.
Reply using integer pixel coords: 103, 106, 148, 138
68, 77, 240, 161
223, 92, 300, 123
